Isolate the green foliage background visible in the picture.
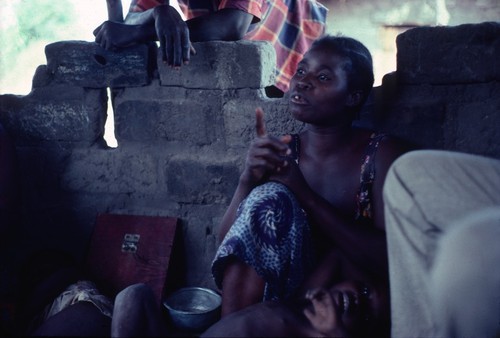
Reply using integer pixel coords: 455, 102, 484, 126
0, 0, 76, 79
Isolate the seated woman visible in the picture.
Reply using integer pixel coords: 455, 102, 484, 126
212, 34, 412, 316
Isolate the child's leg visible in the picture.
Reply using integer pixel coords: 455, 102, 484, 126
111, 283, 168, 337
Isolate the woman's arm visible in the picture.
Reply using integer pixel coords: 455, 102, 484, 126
300, 180, 389, 278
218, 108, 291, 242
272, 138, 409, 279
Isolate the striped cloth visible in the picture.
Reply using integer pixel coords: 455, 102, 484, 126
129, 0, 328, 93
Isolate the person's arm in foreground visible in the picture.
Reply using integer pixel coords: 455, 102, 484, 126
106, 0, 123, 22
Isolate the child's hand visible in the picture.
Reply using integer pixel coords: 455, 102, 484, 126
303, 288, 348, 337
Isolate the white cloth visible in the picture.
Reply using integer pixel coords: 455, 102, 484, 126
430, 208, 500, 338
41, 280, 114, 321
383, 150, 500, 337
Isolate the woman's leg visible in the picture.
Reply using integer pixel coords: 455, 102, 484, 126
212, 182, 314, 315
221, 258, 265, 316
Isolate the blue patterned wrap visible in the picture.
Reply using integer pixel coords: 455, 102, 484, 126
212, 181, 316, 301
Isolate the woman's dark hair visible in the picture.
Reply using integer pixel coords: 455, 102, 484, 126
311, 35, 374, 109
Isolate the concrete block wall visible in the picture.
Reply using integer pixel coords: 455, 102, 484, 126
0, 21, 499, 292
372, 21, 500, 158
0, 39, 298, 291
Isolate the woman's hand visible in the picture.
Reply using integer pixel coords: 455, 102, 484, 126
268, 157, 309, 196
240, 108, 291, 188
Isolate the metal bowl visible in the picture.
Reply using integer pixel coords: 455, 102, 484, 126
163, 287, 222, 332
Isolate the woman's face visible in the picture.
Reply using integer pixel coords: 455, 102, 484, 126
288, 46, 353, 126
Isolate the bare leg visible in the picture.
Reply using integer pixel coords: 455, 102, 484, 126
221, 258, 265, 317
111, 283, 168, 337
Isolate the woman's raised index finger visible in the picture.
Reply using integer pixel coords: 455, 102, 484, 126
255, 107, 267, 137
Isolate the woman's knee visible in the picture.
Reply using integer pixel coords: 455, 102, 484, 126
248, 182, 292, 199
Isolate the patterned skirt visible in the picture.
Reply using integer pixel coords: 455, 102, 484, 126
212, 181, 316, 301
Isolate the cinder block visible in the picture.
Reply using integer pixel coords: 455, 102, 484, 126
32, 65, 53, 88
113, 84, 226, 146
158, 40, 276, 89
375, 85, 447, 149
45, 40, 154, 88
61, 147, 160, 194
0, 86, 106, 143
0, 94, 23, 131
16, 144, 73, 204
444, 98, 500, 159
166, 154, 240, 204
222, 90, 300, 149
397, 22, 500, 84
180, 205, 224, 288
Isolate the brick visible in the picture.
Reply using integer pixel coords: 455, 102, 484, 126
61, 147, 160, 194
158, 40, 276, 89
444, 98, 500, 159
166, 154, 240, 204
397, 22, 500, 84
113, 84, 225, 146
0, 94, 23, 131
45, 41, 154, 88
1, 86, 106, 143
32, 65, 53, 88
222, 90, 303, 149
178, 204, 227, 288
375, 85, 447, 149
15, 144, 73, 203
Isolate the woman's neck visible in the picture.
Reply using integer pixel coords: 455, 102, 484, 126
301, 124, 358, 156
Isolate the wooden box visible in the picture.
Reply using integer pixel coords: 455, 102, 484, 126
85, 214, 180, 304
